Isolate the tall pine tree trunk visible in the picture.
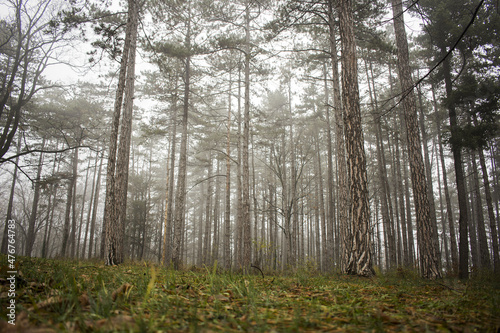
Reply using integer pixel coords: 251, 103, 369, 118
102, 0, 136, 260
478, 147, 500, 272
241, 3, 252, 272
470, 151, 491, 269
104, 0, 139, 265
441, 45, 469, 279
337, 0, 373, 277
327, 0, 349, 272
165, 87, 179, 264
364, 56, 396, 270
391, 0, 440, 279
172, 5, 192, 268
433, 87, 459, 271
224, 70, 232, 270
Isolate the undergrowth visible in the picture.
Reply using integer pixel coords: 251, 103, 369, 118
0, 255, 498, 332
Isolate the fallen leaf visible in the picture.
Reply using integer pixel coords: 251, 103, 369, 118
208, 294, 229, 302
79, 293, 90, 307
28, 296, 64, 311
111, 283, 133, 301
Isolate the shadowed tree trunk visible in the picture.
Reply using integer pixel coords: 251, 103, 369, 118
61, 148, 78, 257
1, 133, 21, 254
441, 46, 469, 279
25, 138, 46, 256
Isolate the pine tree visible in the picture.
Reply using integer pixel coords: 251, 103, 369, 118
391, 0, 441, 279
337, 0, 374, 277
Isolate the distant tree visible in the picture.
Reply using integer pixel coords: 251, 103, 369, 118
0, 0, 74, 161
415, 0, 499, 278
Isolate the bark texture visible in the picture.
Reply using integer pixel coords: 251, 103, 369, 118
337, 0, 374, 277
391, 0, 441, 279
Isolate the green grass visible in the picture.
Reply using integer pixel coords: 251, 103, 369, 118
1, 255, 499, 332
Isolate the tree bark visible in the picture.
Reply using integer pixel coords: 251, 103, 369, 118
241, 3, 252, 272
88, 150, 103, 259
364, 55, 396, 270
441, 45, 469, 279
337, 0, 374, 277
61, 148, 78, 257
102, 0, 135, 260
433, 87, 459, 272
25, 138, 46, 256
470, 151, 491, 269
172, 2, 192, 269
391, 0, 441, 279
1, 133, 21, 254
327, 0, 349, 272
478, 147, 500, 272
224, 70, 232, 270
104, 0, 139, 265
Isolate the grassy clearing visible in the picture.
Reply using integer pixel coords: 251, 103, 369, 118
1, 256, 499, 332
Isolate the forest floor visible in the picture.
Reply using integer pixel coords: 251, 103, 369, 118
0, 256, 499, 332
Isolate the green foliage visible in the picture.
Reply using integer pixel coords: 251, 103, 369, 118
0, 256, 498, 331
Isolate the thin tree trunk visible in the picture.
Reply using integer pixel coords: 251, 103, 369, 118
77, 154, 92, 258
42, 148, 59, 259
25, 138, 46, 256
327, 0, 349, 273
241, 2, 252, 272
104, 0, 139, 265
61, 148, 77, 257
165, 88, 179, 264
473, 113, 499, 272
467, 155, 480, 269
1, 133, 21, 254
441, 46, 469, 279
364, 56, 396, 270
315, 132, 327, 272
88, 150, 103, 259
216, 159, 223, 264
435, 142, 451, 272
235, 64, 243, 269
470, 151, 490, 269
70, 147, 79, 258
393, 118, 410, 267
172, 3, 191, 269
203, 154, 214, 265
82, 151, 99, 259
433, 87, 459, 272
251, 134, 258, 265
224, 70, 232, 270
391, 0, 440, 279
